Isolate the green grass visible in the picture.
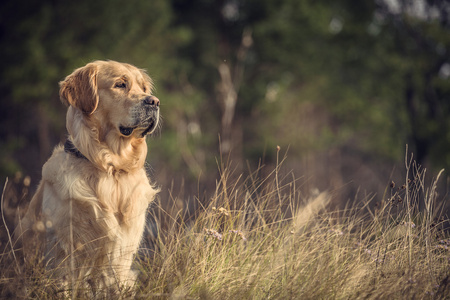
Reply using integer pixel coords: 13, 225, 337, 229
1, 154, 450, 299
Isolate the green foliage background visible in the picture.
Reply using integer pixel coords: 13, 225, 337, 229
0, 0, 449, 201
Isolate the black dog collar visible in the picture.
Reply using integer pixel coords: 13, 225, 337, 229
64, 139, 87, 160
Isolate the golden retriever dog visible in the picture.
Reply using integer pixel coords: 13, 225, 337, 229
19, 60, 160, 289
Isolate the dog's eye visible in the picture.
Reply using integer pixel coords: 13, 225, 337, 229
114, 82, 127, 89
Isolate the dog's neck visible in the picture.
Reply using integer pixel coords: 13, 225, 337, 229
66, 108, 148, 176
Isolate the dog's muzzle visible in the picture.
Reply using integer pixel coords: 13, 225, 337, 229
119, 96, 160, 137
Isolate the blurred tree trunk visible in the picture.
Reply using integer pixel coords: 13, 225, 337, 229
217, 28, 252, 170
404, 74, 427, 164
218, 62, 237, 155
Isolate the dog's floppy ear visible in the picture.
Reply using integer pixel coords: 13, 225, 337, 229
59, 63, 99, 115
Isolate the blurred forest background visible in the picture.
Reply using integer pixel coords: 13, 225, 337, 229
0, 0, 449, 208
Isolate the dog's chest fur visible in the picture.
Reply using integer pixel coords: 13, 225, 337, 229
41, 146, 155, 251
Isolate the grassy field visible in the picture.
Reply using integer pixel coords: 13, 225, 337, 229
1, 153, 449, 299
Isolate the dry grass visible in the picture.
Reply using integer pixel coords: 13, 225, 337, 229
1, 152, 450, 299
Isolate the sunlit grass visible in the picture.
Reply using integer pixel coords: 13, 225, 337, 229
1, 152, 449, 299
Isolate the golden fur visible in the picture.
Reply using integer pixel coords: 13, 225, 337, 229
19, 60, 160, 288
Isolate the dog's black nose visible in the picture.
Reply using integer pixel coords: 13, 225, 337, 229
143, 96, 160, 107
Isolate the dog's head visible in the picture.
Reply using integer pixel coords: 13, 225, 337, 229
60, 60, 160, 139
